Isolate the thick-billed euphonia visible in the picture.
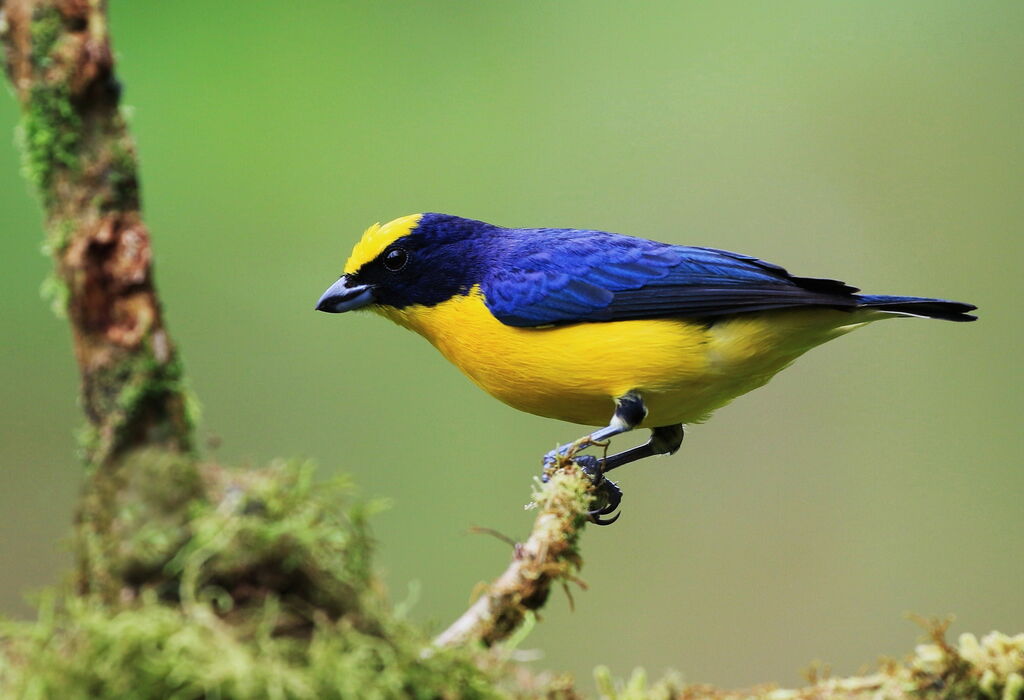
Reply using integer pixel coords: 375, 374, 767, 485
316, 213, 975, 523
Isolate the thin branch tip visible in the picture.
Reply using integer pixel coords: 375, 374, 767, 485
433, 463, 594, 650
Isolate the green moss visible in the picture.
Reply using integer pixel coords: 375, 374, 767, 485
29, 6, 62, 70
2, 447, 1019, 698
113, 351, 180, 424
531, 465, 592, 561
41, 218, 75, 257
1004, 673, 1023, 700
935, 632, 1024, 700
1, 457, 501, 699
75, 424, 101, 463
20, 6, 81, 200
20, 8, 80, 197
182, 386, 203, 438
37, 218, 75, 318
103, 141, 140, 211
50, 454, 491, 694
76, 455, 383, 621
167, 460, 384, 626
20, 82, 80, 198
88, 451, 205, 592
88, 343, 196, 460
594, 666, 683, 700
39, 270, 70, 318
0, 595, 498, 700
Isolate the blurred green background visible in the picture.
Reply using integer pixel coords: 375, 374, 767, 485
2, 0, 1021, 690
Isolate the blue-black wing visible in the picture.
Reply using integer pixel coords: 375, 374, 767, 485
481, 228, 862, 327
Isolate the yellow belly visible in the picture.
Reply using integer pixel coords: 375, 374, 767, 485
374, 288, 872, 427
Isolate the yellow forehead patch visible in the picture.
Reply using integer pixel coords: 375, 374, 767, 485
343, 213, 423, 274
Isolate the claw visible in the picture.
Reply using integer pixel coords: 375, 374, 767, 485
590, 510, 621, 526
572, 455, 622, 525
590, 495, 618, 516
589, 478, 622, 513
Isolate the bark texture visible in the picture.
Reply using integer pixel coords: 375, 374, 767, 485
2, 0, 197, 600
1, 0, 192, 467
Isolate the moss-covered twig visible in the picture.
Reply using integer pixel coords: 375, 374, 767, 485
433, 464, 593, 649
1, 0, 193, 467
608, 624, 1024, 700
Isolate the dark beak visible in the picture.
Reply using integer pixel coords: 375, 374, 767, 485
315, 275, 375, 313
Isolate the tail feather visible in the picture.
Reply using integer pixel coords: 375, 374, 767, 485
856, 294, 977, 322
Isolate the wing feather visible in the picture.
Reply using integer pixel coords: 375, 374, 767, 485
481, 228, 860, 327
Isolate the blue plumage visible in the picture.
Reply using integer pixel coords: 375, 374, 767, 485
479, 226, 859, 326
420, 214, 974, 326
355, 214, 976, 325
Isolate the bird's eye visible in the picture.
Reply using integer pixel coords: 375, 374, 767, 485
383, 247, 408, 272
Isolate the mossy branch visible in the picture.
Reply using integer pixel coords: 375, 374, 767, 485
1, 0, 193, 468
430, 467, 1024, 698
592, 625, 1024, 699
433, 464, 593, 649
0, 457, 503, 699
2, 0, 196, 602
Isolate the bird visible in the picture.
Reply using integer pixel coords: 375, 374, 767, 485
316, 213, 976, 524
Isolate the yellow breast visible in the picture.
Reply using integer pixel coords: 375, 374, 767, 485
374, 288, 871, 427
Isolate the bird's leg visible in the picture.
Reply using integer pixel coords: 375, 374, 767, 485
541, 393, 648, 526
571, 425, 684, 525
601, 424, 685, 474
542, 392, 647, 466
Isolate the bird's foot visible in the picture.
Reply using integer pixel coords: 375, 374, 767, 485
542, 436, 608, 471
540, 439, 620, 523
573, 455, 622, 526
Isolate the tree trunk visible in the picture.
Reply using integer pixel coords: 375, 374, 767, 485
1, 0, 197, 599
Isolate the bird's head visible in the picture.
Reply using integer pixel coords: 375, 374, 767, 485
315, 213, 494, 315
